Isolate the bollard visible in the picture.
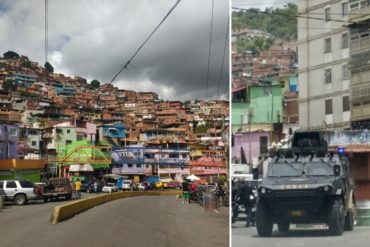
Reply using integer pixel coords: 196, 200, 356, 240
0, 195, 4, 209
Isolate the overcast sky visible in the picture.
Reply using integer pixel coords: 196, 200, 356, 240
233, 0, 298, 10
0, 0, 229, 101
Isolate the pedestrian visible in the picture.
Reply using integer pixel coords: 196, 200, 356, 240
75, 178, 82, 199
94, 181, 98, 193
181, 178, 189, 204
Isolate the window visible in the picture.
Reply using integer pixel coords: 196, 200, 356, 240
31, 141, 37, 146
6, 181, 17, 188
342, 2, 349, 17
19, 181, 34, 188
325, 99, 333, 115
128, 164, 133, 168
66, 140, 72, 145
342, 64, 351, 79
325, 68, 332, 83
342, 33, 349, 48
325, 8, 331, 22
67, 129, 70, 134
324, 38, 331, 53
352, 87, 361, 107
343, 96, 350, 112
260, 136, 268, 155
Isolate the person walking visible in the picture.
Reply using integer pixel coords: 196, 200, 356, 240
75, 178, 82, 199
181, 179, 189, 204
93, 181, 98, 193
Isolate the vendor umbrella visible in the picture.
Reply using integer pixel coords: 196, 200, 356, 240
186, 174, 200, 181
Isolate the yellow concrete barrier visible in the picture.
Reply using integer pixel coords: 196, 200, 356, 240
50, 190, 182, 224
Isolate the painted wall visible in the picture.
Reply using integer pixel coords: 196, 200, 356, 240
232, 131, 269, 164
249, 85, 283, 123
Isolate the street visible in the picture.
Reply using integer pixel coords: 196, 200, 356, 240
0, 195, 228, 247
232, 221, 370, 247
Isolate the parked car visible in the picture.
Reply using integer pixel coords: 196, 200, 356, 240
137, 183, 147, 191
102, 183, 118, 193
0, 180, 38, 205
122, 180, 132, 191
166, 181, 181, 189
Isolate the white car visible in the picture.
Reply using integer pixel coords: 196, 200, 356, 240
122, 180, 132, 191
102, 183, 118, 193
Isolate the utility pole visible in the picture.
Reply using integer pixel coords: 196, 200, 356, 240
248, 108, 253, 173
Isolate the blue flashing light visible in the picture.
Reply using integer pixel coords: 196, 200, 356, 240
337, 147, 346, 156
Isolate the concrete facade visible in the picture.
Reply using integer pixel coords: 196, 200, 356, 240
298, 0, 351, 130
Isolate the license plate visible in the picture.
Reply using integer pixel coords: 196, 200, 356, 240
291, 210, 301, 216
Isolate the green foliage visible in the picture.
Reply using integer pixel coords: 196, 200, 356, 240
236, 36, 275, 53
195, 125, 208, 133
21, 61, 31, 68
90, 79, 100, 88
0, 62, 5, 68
232, 3, 297, 41
3, 51, 20, 59
44, 61, 54, 73
3, 79, 16, 91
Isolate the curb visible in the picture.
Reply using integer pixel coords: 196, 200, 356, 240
50, 190, 181, 224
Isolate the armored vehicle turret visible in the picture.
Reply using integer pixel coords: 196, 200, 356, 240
253, 131, 356, 236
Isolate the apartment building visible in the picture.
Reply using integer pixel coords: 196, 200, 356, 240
347, 0, 370, 129
298, 0, 351, 130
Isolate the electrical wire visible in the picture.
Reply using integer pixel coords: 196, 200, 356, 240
205, 0, 214, 99
217, 17, 229, 100
108, 0, 182, 86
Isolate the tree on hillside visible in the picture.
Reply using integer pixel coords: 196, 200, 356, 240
44, 62, 54, 73
3, 79, 16, 91
3, 51, 20, 59
232, 3, 297, 41
90, 79, 100, 89
21, 61, 31, 68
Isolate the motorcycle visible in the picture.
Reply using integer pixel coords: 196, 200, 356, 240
232, 194, 256, 226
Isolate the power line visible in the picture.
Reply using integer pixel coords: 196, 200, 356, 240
232, 6, 355, 24
205, 0, 215, 99
217, 17, 229, 100
108, 0, 182, 86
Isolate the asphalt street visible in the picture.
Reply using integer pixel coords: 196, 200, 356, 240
0, 195, 229, 247
232, 221, 370, 247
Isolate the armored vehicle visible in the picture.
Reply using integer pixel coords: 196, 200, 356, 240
253, 131, 356, 236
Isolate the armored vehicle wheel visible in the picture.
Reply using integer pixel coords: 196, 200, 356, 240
277, 222, 290, 233
14, 194, 27, 205
328, 199, 345, 236
344, 211, 354, 231
256, 200, 273, 237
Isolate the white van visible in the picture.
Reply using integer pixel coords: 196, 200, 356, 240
122, 180, 132, 191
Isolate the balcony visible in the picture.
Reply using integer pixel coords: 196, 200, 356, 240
190, 167, 227, 176
350, 34, 370, 55
349, 1, 370, 22
351, 67, 370, 85
112, 166, 151, 175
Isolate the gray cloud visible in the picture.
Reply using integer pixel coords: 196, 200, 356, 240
0, 0, 229, 101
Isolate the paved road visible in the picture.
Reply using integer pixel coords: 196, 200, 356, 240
0, 195, 228, 247
232, 221, 370, 247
